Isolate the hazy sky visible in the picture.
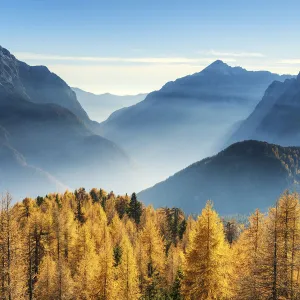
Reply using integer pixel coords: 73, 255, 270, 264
2, 0, 300, 94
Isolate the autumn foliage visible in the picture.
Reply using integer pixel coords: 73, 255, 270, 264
1, 189, 300, 299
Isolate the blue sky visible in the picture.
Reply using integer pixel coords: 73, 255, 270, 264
1, 0, 300, 94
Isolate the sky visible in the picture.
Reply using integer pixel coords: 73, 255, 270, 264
1, 0, 300, 94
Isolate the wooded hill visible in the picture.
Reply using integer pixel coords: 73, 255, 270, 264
1, 188, 300, 299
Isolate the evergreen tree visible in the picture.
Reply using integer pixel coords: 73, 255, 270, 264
127, 193, 142, 225
170, 269, 184, 300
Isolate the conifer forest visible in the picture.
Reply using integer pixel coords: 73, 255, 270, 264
1, 189, 300, 299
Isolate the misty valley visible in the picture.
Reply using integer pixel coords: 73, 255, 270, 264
1, 3, 300, 298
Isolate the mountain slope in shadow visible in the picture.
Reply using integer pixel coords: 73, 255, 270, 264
138, 140, 300, 214
0, 45, 132, 199
230, 73, 300, 146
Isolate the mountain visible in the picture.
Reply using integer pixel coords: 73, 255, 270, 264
99, 61, 291, 185
230, 73, 300, 146
73, 87, 147, 122
138, 140, 300, 215
0, 45, 132, 199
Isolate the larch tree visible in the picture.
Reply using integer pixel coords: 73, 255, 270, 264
182, 201, 232, 300
232, 209, 265, 299
116, 235, 140, 300
0, 193, 27, 300
34, 254, 57, 300
52, 201, 74, 299
139, 215, 165, 299
73, 225, 99, 299
95, 221, 116, 300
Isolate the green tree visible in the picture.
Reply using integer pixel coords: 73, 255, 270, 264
127, 193, 142, 225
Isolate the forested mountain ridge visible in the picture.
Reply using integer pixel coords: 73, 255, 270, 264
0, 45, 132, 198
99, 60, 292, 184
1, 189, 300, 299
230, 73, 300, 146
138, 140, 300, 214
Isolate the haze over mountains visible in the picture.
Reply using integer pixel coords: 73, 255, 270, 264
2, 44, 300, 213
230, 73, 300, 146
138, 140, 300, 214
99, 60, 291, 185
0, 45, 132, 199
73, 87, 147, 122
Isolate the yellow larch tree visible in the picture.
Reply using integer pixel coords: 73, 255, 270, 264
182, 201, 232, 300
116, 234, 140, 300
258, 192, 300, 300
95, 220, 116, 300
181, 215, 196, 253
232, 209, 265, 299
34, 255, 57, 300
277, 191, 300, 299
139, 209, 165, 299
0, 193, 27, 300
52, 200, 74, 300
165, 244, 184, 287
73, 225, 99, 299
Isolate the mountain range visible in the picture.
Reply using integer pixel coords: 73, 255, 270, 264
2, 44, 300, 214
72, 87, 147, 122
138, 140, 300, 214
0, 45, 131, 199
99, 60, 291, 184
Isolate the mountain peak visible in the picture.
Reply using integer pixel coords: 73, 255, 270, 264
211, 59, 226, 65
207, 59, 228, 68
202, 60, 232, 74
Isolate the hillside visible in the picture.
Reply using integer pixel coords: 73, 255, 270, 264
73, 87, 147, 122
138, 140, 300, 214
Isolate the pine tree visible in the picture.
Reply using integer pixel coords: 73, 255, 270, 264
182, 201, 232, 300
170, 269, 184, 300
127, 193, 142, 225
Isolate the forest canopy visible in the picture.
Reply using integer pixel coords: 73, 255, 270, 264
1, 188, 300, 299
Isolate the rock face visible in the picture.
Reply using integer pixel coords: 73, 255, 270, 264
99, 60, 291, 184
73, 87, 147, 122
0, 46, 89, 121
0, 45, 131, 200
138, 140, 300, 215
230, 73, 300, 146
